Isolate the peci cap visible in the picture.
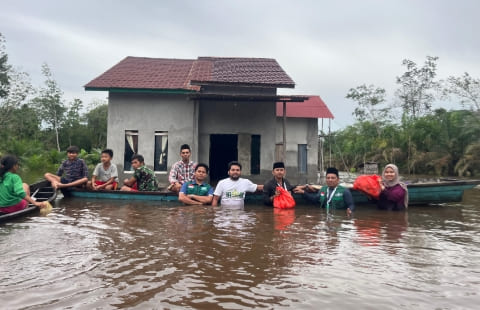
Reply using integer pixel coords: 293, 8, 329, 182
273, 162, 285, 169
326, 167, 339, 177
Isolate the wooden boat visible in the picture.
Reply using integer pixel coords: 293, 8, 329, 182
0, 180, 57, 223
64, 179, 480, 205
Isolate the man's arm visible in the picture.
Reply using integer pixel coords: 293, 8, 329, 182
179, 192, 203, 205
263, 181, 274, 205
168, 163, 179, 184
212, 195, 220, 206
123, 176, 137, 187
190, 194, 213, 204
344, 189, 355, 215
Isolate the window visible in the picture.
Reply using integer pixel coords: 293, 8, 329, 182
275, 143, 283, 162
124, 130, 138, 171
154, 131, 168, 172
251, 135, 260, 174
298, 144, 307, 174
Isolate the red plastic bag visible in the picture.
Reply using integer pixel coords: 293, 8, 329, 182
273, 186, 296, 209
353, 174, 382, 199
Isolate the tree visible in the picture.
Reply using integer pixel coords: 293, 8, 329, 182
32, 63, 66, 151
0, 34, 35, 145
85, 101, 108, 149
395, 56, 440, 119
63, 98, 84, 146
0, 69, 34, 129
444, 72, 480, 111
346, 84, 389, 136
0, 33, 10, 98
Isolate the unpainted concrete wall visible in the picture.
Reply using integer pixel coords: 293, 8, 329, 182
107, 92, 196, 185
197, 100, 277, 183
275, 117, 319, 184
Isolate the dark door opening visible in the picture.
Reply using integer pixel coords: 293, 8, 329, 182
209, 134, 238, 182
251, 135, 260, 174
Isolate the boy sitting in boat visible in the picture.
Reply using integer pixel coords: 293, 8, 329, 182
1, 155, 46, 214
121, 154, 158, 191
178, 163, 213, 205
87, 149, 118, 191
44, 146, 88, 190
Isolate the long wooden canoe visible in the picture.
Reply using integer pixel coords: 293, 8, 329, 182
0, 180, 57, 223
64, 179, 480, 205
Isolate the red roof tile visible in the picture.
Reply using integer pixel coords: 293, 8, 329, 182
85, 57, 199, 91
192, 57, 295, 87
276, 96, 334, 119
85, 56, 295, 91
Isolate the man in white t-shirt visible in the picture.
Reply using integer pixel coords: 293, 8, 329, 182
212, 161, 264, 207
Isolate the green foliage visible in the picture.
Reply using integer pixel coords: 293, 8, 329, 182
31, 63, 67, 151
396, 56, 440, 119
0, 33, 10, 98
443, 72, 480, 111
85, 103, 108, 148
328, 109, 480, 176
347, 84, 389, 131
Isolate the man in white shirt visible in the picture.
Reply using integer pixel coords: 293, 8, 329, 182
212, 161, 263, 207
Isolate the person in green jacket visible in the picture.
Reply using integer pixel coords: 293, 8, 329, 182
0, 155, 46, 214
294, 167, 354, 216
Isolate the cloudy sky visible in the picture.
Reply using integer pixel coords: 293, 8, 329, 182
1, 0, 479, 129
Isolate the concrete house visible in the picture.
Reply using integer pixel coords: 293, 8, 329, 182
85, 56, 333, 185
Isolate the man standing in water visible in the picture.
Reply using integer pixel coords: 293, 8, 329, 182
212, 161, 263, 207
263, 162, 295, 206
178, 163, 214, 205
294, 167, 354, 215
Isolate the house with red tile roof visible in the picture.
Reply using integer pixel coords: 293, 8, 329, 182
85, 56, 333, 184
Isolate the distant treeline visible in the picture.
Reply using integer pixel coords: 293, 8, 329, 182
323, 56, 480, 176
1, 33, 107, 181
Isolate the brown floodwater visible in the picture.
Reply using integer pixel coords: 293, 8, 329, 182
1, 189, 480, 309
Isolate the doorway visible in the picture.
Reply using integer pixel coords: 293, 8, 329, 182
209, 134, 238, 181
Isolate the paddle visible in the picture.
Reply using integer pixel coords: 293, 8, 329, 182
39, 201, 53, 216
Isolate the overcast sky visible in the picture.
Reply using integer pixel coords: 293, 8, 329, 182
1, 0, 479, 130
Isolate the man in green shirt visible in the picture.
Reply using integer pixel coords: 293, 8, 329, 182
121, 154, 158, 191
178, 163, 214, 205
294, 167, 354, 216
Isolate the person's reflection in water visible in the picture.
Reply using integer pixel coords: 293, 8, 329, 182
354, 211, 408, 252
213, 203, 256, 233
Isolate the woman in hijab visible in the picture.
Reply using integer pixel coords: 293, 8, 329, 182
378, 164, 408, 211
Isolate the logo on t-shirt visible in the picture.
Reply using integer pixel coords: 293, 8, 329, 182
225, 189, 245, 199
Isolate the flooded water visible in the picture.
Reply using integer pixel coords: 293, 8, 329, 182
1, 190, 480, 309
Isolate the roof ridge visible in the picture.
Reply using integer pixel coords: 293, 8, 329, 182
125, 56, 195, 62
198, 56, 276, 61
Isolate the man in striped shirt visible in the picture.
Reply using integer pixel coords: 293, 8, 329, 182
168, 144, 196, 193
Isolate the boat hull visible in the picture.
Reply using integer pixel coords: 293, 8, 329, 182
66, 180, 480, 205
0, 180, 57, 223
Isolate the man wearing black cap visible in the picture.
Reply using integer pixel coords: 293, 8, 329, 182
293, 167, 354, 215
263, 162, 295, 206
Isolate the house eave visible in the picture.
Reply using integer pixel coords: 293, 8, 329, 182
84, 87, 197, 94
189, 80, 295, 89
